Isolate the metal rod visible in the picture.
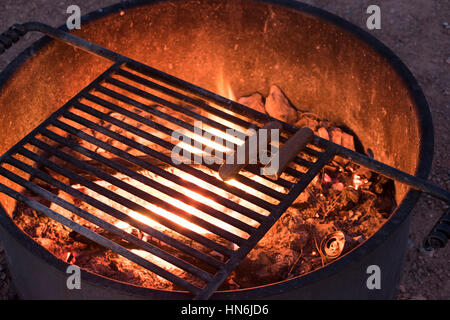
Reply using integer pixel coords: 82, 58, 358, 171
334, 142, 450, 203
14, 146, 224, 269
29, 134, 250, 246
111, 69, 254, 131
73, 97, 287, 200
102, 74, 311, 177
88, 85, 299, 188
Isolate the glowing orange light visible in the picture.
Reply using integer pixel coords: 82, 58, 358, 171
353, 174, 363, 190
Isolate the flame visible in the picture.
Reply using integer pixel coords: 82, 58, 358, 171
217, 69, 236, 102
207, 70, 251, 133
112, 167, 285, 242
129, 202, 210, 235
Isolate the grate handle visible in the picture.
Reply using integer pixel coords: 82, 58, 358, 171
218, 121, 282, 181
0, 24, 27, 54
0, 22, 127, 62
263, 127, 314, 180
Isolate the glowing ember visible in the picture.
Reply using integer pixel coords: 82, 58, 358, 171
352, 174, 369, 190
353, 174, 363, 190
323, 173, 332, 184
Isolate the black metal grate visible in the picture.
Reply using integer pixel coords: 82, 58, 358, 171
0, 60, 336, 299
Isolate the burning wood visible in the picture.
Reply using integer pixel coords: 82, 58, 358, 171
264, 85, 298, 124
238, 93, 266, 114
239, 85, 356, 153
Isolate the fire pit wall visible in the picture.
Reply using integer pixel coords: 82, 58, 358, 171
0, 0, 433, 299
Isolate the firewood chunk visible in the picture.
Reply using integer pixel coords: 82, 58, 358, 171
329, 128, 342, 145
317, 127, 330, 140
264, 85, 298, 124
294, 112, 319, 130
328, 128, 351, 164
238, 93, 266, 114
341, 132, 355, 150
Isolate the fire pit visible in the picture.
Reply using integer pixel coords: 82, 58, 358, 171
0, 0, 436, 299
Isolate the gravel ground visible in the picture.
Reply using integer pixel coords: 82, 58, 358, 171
0, 0, 448, 300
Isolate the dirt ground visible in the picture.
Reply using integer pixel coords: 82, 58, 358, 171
0, 0, 448, 300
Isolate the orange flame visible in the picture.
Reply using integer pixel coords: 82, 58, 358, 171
217, 69, 236, 102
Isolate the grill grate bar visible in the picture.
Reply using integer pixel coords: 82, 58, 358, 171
115, 67, 254, 130
77, 93, 289, 201
30, 139, 246, 247
27, 137, 238, 254
0, 178, 202, 294
106, 72, 249, 134
50, 119, 267, 224
102, 72, 316, 177
303, 147, 322, 158
2, 157, 214, 282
